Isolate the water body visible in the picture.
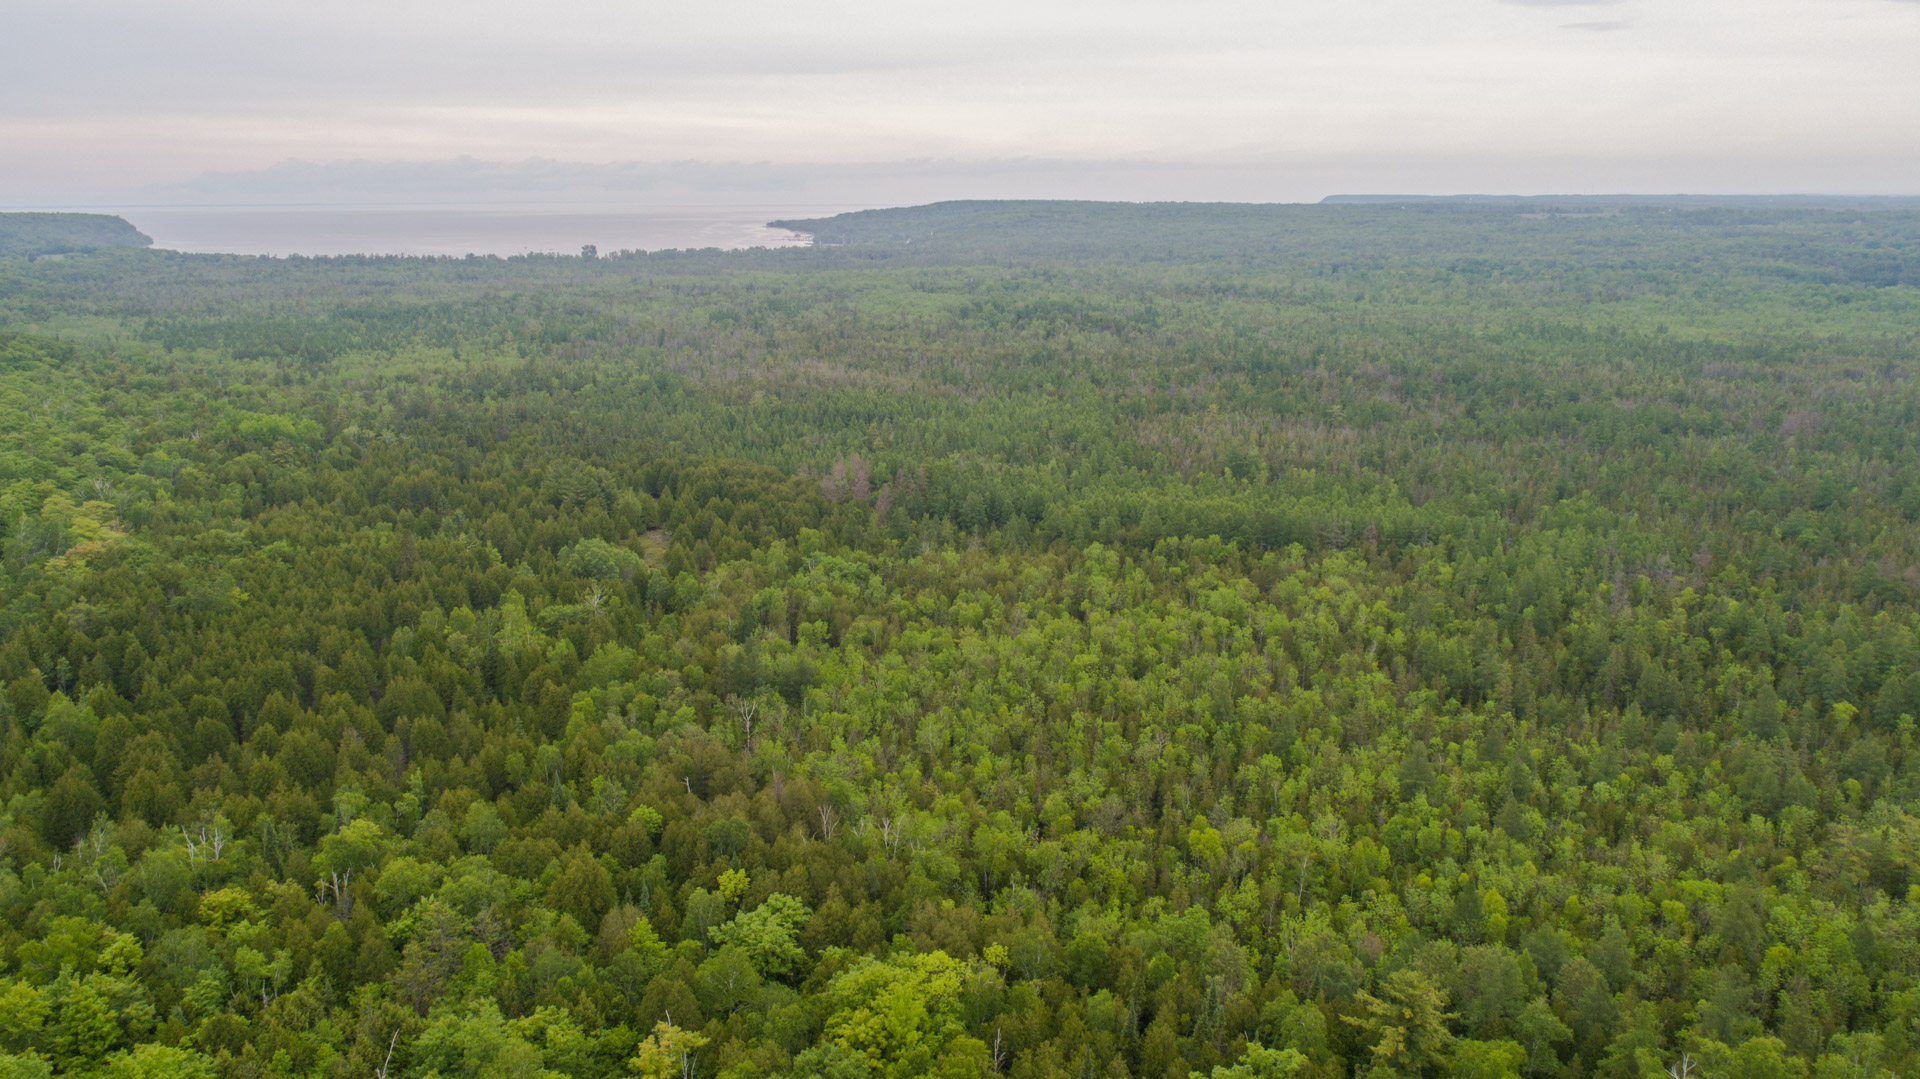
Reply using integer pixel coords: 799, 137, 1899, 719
101, 206, 853, 257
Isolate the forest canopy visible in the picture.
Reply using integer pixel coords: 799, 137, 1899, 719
0, 202, 1917, 1079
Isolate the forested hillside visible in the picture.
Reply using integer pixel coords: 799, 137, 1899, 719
1, 203, 1918, 1079
0, 213, 151, 258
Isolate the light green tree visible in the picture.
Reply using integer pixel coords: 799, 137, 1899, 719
1690, 1037, 1807, 1079
564, 538, 641, 580
97, 1045, 216, 1079
708, 893, 810, 977
1814, 1031, 1893, 1079
631, 1019, 708, 1079
314, 818, 385, 919
1200, 1043, 1309, 1078
793, 951, 990, 1079
410, 999, 560, 1079
51, 981, 119, 1071
1450, 1039, 1526, 1079
0, 1053, 51, 1079
1344, 969, 1455, 1078
694, 945, 763, 1017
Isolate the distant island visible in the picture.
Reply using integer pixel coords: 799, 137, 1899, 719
0, 211, 151, 257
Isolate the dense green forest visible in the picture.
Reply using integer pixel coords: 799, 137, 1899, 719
1, 201, 1918, 1079
0, 213, 151, 259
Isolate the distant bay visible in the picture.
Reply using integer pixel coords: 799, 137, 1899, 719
89, 206, 863, 257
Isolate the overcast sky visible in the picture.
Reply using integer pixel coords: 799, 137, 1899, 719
7, 0, 1920, 205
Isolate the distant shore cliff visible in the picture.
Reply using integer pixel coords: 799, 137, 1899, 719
0, 212, 152, 257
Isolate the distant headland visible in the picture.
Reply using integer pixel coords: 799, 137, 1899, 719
0, 212, 152, 257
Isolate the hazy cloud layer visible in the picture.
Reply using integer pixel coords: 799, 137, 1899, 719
5, 0, 1919, 204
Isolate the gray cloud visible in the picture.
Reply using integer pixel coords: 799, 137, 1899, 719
5, 0, 1920, 204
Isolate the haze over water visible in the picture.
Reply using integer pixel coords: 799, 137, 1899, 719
98, 206, 844, 257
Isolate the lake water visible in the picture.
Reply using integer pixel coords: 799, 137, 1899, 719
102, 206, 853, 257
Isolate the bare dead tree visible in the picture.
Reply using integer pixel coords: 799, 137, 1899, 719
182, 819, 229, 866
727, 696, 759, 742
375, 1032, 399, 1079
318, 867, 355, 919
